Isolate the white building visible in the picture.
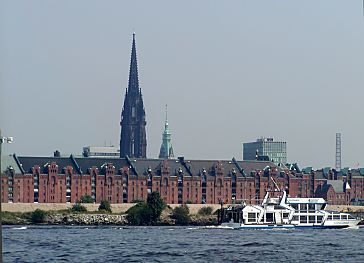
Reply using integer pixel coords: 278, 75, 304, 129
82, 146, 119, 158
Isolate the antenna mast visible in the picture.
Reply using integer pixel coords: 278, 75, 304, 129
335, 133, 342, 171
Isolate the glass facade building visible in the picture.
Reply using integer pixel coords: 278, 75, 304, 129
243, 138, 287, 165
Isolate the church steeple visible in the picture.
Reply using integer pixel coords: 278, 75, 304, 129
128, 33, 139, 94
159, 105, 174, 159
120, 34, 147, 158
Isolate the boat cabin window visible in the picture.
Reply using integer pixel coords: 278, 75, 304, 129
283, 213, 289, 219
308, 204, 315, 212
274, 205, 285, 210
292, 215, 299, 221
291, 204, 298, 210
299, 204, 308, 212
328, 215, 333, 220
333, 215, 340, 220
340, 215, 348, 220
317, 215, 323, 223
349, 215, 355, 220
300, 216, 307, 223
224, 211, 241, 223
232, 212, 239, 223
316, 204, 324, 210
226, 213, 233, 222
248, 213, 257, 222
265, 212, 274, 223
309, 216, 315, 223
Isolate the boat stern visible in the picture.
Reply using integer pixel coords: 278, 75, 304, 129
323, 219, 361, 228
220, 222, 241, 229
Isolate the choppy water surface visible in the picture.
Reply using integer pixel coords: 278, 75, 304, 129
4, 225, 364, 262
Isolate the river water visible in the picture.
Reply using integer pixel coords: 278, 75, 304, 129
3, 225, 364, 262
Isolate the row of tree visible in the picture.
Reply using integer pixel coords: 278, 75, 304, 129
126, 192, 214, 225
70, 200, 111, 213
126, 192, 166, 225
30, 199, 113, 223
29, 192, 214, 225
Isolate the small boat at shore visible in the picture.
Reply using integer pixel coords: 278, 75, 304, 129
220, 179, 361, 229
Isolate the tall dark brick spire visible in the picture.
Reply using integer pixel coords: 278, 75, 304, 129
128, 33, 140, 94
120, 33, 147, 158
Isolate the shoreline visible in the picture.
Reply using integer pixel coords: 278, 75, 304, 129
3, 203, 364, 213
1, 211, 218, 226
2, 203, 363, 226
3, 211, 362, 226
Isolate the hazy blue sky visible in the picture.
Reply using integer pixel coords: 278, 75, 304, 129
1, 1, 364, 168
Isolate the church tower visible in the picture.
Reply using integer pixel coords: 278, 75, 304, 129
159, 105, 174, 159
120, 33, 147, 158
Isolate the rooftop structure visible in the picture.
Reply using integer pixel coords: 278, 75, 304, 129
335, 133, 342, 171
82, 146, 119, 158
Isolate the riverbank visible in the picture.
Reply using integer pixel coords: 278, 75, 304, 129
2, 203, 364, 226
1, 208, 218, 226
3, 203, 364, 213
2, 203, 222, 214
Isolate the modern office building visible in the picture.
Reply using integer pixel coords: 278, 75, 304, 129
243, 137, 287, 165
82, 146, 119, 158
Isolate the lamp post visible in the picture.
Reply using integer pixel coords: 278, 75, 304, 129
0, 129, 13, 262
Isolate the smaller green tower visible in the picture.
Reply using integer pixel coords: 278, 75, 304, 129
159, 105, 174, 159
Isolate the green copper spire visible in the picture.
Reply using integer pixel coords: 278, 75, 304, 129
159, 105, 174, 159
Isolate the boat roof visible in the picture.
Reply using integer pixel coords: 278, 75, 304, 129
287, 197, 326, 204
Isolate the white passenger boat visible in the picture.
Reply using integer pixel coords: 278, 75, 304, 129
220, 181, 361, 229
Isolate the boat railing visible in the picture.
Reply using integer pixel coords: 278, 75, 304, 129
233, 199, 264, 205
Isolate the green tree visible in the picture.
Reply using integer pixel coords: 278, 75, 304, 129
126, 202, 151, 225
198, 206, 213, 216
147, 192, 166, 224
31, 209, 47, 224
71, 202, 87, 213
172, 204, 190, 225
98, 200, 112, 213
80, 194, 94, 203
125, 191, 166, 225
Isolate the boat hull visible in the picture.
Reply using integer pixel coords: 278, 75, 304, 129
220, 188, 362, 230
323, 219, 361, 228
221, 220, 361, 229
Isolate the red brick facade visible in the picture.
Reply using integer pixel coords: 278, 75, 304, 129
1, 156, 364, 205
